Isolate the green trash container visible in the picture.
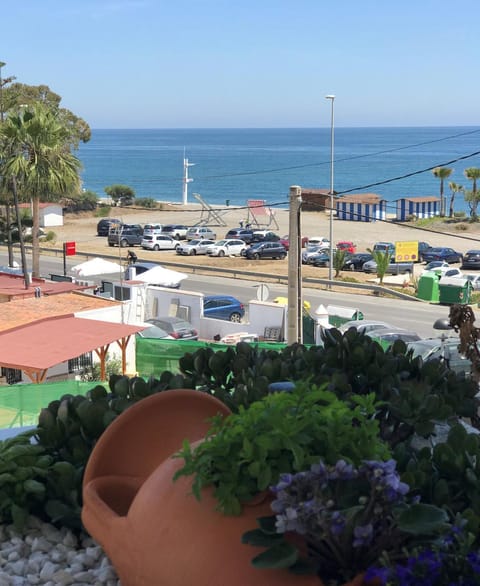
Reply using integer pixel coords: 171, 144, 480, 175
417, 272, 440, 302
438, 276, 473, 305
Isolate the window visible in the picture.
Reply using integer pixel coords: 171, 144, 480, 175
68, 352, 93, 373
1, 367, 22, 385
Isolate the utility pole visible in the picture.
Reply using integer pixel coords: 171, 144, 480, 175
287, 185, 303, 345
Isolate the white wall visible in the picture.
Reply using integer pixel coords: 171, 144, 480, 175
40, 206, 63, 227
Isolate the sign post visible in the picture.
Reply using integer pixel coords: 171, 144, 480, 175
63, 241, 76, 276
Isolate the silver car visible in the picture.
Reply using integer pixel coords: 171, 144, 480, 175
185, 226, 217, 241
176, 239, 216, 256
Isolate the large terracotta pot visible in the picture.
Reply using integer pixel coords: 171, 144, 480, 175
82, 389, 365, 586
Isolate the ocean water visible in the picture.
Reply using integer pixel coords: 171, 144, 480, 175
77, 127, 480, 214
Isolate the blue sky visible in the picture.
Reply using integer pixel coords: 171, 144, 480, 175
3, 0, 480, 128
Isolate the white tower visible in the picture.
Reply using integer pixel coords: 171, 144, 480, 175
182, 150, 195, 205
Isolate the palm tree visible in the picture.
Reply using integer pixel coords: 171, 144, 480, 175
367, 249, 390, 285
447, 181, 463, 218
464, 167, 480, 220
432, 167, 453, 216
0, 103, 82, 277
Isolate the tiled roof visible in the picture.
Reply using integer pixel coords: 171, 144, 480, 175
0, 291, 120, 333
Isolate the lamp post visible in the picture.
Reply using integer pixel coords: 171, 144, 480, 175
325, 95, 335, 283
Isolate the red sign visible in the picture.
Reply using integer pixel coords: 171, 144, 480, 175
64, 241, 76, 256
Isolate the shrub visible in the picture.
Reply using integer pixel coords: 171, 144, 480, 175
455, 223, 469, 231
45, 231, 56, 242
135, 197, 157, 209
94, 205, 111, 218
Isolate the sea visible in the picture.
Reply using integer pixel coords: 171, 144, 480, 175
77, 127, 480, 215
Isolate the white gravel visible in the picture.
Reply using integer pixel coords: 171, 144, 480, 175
0, 516, 120, 585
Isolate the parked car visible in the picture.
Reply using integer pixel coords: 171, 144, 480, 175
224, 228, 255, 243
418, 241, 432, 262
97, 218, 120, 236
422, 247, 463, 264
372, 242, 395, 256
441, 268, 463, 278
143, 223, 163, 236
465, 274, 480, 290
146, 316, 198, 340
307, 236, 330, 246
423, 260, 450, 273
244, 242, 287, 260
461, 249, 480, 270
368, 328, 421, 345
343, 252, 373, 271
203, 295, 245, 322
176, 239, 216, 255
160, 224, 189, 240
185, 226, 217, 241
308, 251, 331, 267
336, 241, 356, 254
108, 224, 144, 247
136, 323, 174, 339
141, 234, 180, 251
407, 337, 471, 378
302, 244, 329, 264
362, 259, 414, 275
339, 320, 396, 334
279, 235, 309, 250
206, 239, 247, 257
250, 230, 281, 243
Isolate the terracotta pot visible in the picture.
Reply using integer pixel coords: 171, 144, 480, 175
82, 389, 363, 586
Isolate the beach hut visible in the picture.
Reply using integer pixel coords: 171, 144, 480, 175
300, 189, 332, 212
395, 196, 440, 221
336, 193, 387, 222
18, 203, 64, 227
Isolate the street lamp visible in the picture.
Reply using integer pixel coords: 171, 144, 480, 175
325, 95, 335, 283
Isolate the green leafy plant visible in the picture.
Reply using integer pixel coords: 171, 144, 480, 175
174, 383, 390, 515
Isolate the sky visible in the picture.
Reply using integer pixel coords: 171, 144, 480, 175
2, 0, 480, 129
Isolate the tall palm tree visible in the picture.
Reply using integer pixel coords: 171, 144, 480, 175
464, 167, 480, 221
0, 103, 82, 277
447, 181, 463, 218
432, 167, 453, 216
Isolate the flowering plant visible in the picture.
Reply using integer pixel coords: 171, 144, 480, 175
365, 521, 480, 585
243, 459, 448, 584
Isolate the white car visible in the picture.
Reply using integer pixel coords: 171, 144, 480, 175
176, 239, 216, 256
141, 234, 180, 251
308, 236, 330, 246
143, 223, 163, 236
206, 239, 247, 257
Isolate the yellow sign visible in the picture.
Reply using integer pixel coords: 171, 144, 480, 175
395, 241, 419, 262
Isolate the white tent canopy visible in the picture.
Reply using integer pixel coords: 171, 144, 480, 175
70, 257, 122, 277
133, 266, 188, 288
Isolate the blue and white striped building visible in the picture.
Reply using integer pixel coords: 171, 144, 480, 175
395, 197, 440, 220
335, 194, 387, 222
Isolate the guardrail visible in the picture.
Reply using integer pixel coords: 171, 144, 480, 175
2, 243, 422, 302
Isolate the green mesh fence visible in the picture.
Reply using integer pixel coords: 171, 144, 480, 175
0, 380, 102, 429
136, 338, 287, 378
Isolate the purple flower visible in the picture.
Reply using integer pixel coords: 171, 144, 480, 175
353, 523, 373, 547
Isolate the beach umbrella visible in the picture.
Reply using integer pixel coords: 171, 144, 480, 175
134, 266, 188, 288
70, 257, 122, 277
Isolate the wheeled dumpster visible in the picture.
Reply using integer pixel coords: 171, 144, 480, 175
417, 271, 440, 302
438, 276, 472, 305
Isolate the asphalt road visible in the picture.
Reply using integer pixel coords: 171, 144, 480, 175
0, 250, 454, 340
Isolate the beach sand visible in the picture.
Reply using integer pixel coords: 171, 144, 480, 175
47, 203, 480, 285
